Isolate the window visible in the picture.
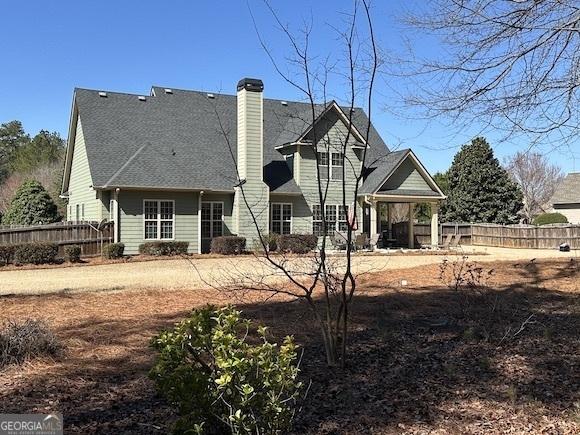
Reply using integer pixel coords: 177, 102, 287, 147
81, 204, 85, 221
317, 151, 343, 180
271, 203, 292, 235
75, 204, 80, 222
201, 202, 223, 239
144, 200, 174, 240
312, 204, 350, 236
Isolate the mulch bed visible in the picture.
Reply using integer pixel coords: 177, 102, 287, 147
0, 258, 578, 434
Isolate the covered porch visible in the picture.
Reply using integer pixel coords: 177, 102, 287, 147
362, 195, 441, 249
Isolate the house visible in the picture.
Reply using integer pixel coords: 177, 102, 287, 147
551, 173, 580, 224
61, 78, 445, 254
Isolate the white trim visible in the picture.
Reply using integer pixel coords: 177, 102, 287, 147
270, 202, 293, 235
197, 192, 203, 254
143, 199, 176, 241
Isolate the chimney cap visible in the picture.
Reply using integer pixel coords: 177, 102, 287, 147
237, 78, 264, 92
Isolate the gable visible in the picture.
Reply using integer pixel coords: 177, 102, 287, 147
379, 158, 432, 191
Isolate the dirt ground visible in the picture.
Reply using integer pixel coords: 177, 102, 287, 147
0, 246, 575, 295
0, 257, 578, 434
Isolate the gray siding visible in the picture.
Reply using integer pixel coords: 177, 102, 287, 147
117, 190, 200, 255
67, 117, 105, 221
379, 158, 433, 192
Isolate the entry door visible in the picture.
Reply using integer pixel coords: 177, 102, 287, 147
201, 202, 223, 253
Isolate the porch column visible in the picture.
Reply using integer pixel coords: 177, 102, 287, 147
370, 200, 378, 239
431, 202, 439, 247
113, 188, 120, 243
408, 202, 415, 248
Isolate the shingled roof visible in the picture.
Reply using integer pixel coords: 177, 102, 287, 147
552, 173, 580, 204
67, 86, 392, 194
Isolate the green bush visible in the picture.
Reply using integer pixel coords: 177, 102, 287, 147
0, 319, 62, 368
0, 245, 16, 266
14, 242, 58, 265
103, 243, 124, 259
150, 306, 303, 435
210, 236, 246, 255
64, 245, 81, 263
2, 180, 60, 225
278, 234, 318, 254
533, 212, 568, 226
139, 241, 189, 256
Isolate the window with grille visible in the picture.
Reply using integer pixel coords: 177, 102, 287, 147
144, 200, 174, 240
312, 204, 350, 235
317, 151, 343, 180
201, 202, 223, 239
270, 203, 292, 235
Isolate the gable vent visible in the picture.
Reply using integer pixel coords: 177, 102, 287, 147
98, 92, 107, 98
164, 88, 173, 94
138, 96, 147, 101
281, 101, 288, 106
206, 93, 215, 99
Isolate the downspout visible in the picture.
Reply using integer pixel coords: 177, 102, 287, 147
198, 191, 204, 254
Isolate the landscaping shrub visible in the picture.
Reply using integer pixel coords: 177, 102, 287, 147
210, 236, 246, 255
533, 212, 568, 226
103, 242, 124, 259
13, 242, 58, 265
138, 241, 189, 256
150, 306, 303, 435
0, 245, 16, 266
64, 245, 81, 263
0, 319, 62, 368
1, 180, 60, 225
278, 234, 318, 254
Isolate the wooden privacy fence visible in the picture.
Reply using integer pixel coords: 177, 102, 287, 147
0, 221, 114, 256
392, 222, 472, 247
471, 224, 580, 249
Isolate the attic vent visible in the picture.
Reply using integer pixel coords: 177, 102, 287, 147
98, 92, 107, 98
164, 88, 173, 94
206, 93, 215, 99
281, 101, 288, 106
138, 96, 147, 101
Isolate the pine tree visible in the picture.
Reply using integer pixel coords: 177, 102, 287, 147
443, 137, 523, 224
2, 180, 60, 225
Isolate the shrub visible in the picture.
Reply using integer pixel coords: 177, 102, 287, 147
0, 245, 16, 265
64, 245, 81, 263
150, 306, 303, 435
14, 242, 58, 265
2, 180, 60, 225
139, 241, 189, 256
0, 319, 62, 368
278, 234, 318, 254
103, 242, 124, 259
210, 236, 246, 255
533, 212, 568, 226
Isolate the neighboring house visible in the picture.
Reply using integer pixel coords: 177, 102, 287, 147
61, 78, 445, 254
551, 173, 580, 224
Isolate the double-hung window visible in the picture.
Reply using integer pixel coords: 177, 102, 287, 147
312, 204, 350, 235
144, 200, 174, 240
270, 203, 292, 235
317, 151, 343, 180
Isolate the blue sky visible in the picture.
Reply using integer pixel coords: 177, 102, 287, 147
0, 0, 577, 174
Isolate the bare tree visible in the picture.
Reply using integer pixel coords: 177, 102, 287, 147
195, 0, 382, 368
400, 0, 580, 148
505, 151, 564, 222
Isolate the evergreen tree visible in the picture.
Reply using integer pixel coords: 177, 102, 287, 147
0, 121, 30, 182
9, 130, 64, 174
2, 180, 60, 225
443, 137, 522, 224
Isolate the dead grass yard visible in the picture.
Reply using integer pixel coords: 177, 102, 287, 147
0, 257, 578, 434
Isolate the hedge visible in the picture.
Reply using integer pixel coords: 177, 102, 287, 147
139, 241, 189, 256
533, 212, 568, 226
103, 243, 125, 259
210, 236, 246, 255
64, 245, 82, 263
277, 234, 318, 254
14, 243, 59, 265
0, 245, 16, 266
